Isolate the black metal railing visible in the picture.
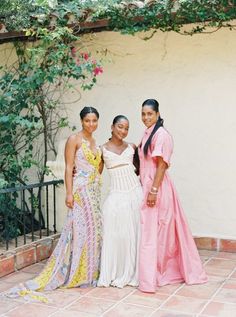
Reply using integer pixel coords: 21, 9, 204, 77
0, 180, 63, 251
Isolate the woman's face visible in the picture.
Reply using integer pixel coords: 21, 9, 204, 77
81, 113, 98, 134
112, 119, 129, 140
141, 105, 159, 128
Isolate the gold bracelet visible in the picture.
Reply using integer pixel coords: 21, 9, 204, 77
149, 191, 158, 195
151, 186, 158, 192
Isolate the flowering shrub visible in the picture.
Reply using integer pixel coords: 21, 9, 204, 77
0, 26, 103, 188
70, 47, 103, 89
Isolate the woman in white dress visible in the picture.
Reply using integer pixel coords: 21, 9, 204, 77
98, 115, 142, 288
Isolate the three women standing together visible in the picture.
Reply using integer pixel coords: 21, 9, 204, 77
5, 99, 207, 301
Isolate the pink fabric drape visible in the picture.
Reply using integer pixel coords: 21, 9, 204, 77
138, 126, 208, 292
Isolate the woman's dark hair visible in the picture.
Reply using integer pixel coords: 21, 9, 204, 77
142, 99, 164, 156
112, 115, 129, 125
80, 106, 99, 120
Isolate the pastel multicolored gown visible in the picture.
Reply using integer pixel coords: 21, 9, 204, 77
6, 139, 102, 301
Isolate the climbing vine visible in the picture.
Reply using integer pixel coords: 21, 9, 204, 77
1, 1, 236, 36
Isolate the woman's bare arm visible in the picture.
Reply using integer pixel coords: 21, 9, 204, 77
64, 135, 78, 209
99, 158, 104, 174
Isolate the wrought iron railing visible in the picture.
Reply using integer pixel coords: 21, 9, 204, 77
0, 180, 63, 251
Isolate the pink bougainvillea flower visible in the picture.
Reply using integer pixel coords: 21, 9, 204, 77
93, 66, 103, 76
71, 47, 77, 57
81, 52, 89, 60
76, 58, 80, 65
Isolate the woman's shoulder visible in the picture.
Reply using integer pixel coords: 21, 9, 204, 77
156, 126, 171, 137
153, 127, 173, 143
128, 142, 136, 147
101, 141, 110, 150
66, 133, 82, 149
127, 142, 136, 150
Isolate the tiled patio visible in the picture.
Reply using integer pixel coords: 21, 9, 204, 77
0, 250, 236, 317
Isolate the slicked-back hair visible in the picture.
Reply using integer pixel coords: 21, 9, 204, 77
112, 115, 129, 125
80, 106, 99, 120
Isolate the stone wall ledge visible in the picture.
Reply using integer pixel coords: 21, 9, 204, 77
194, 237, 236, 253
0, 233, 61, 278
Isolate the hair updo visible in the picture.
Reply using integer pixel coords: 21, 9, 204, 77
112, 115, 129, 125
80, 106, 99, 120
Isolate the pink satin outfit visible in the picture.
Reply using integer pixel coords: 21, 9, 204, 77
138, 125, 207, 292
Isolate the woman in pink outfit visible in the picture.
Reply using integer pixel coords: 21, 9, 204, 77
138, 99, 208, 293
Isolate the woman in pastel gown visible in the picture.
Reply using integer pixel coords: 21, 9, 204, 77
138, 99, 208, 293
5, 106, 103, 301
97, 115, 142, 288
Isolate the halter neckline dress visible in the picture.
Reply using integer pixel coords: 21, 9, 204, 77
4, 139, 102, 302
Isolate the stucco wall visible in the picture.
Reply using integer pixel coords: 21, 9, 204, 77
1, 25, 236, 239
61, 28, 236, 239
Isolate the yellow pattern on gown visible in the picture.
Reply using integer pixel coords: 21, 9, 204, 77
3, 139, 102, 302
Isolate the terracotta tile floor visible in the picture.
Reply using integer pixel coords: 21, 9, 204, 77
1, 250, 236, 317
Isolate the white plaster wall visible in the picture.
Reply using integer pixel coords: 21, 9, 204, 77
1, 25, 236, 239
60, 27, 236, 239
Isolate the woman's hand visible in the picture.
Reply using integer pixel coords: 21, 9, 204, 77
145, 156, 167, 208
146, 192, 157, 208
65, 194, 74, 209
